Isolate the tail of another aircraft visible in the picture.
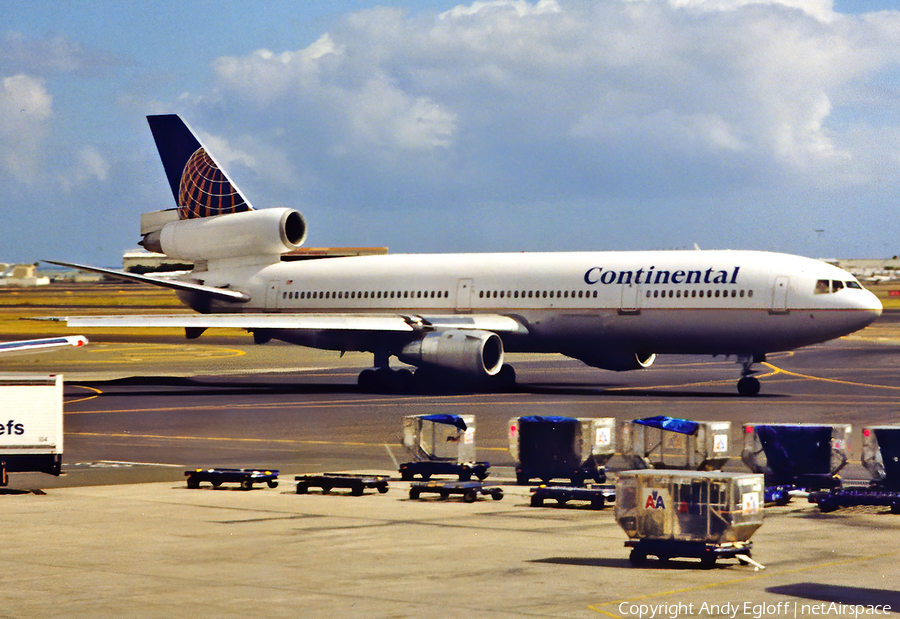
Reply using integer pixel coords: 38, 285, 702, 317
147, 114, 253, 220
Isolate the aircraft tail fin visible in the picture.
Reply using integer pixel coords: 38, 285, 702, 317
146, 114, 253, 220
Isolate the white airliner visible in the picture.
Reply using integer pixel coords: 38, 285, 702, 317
47, 114, 882, 395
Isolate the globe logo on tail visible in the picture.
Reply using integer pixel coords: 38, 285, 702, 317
178, 148, 250, 219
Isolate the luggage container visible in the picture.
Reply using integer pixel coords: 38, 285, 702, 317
741, 423, 850, 491
399, 414, 490, 481
509, 416, 616, 485
615, 470, 764, 567
620, 416, 731, 471
861, 425, 900, 489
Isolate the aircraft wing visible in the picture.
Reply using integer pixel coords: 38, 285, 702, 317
0, 336, 88, 356
45, 313, 527, 334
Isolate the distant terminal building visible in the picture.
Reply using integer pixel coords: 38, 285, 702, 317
824, 258, 900, 283
123, 247, 389, 274
0, 263, 50, 287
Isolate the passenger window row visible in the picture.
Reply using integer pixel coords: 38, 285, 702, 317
282, 290, 449, 301
646, 289, 754, 299
478, 289, 600, 299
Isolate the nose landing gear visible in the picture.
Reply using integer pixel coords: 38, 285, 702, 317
736, 354, 764, 396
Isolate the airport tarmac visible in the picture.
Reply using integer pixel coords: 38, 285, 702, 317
2, 319, 900, 617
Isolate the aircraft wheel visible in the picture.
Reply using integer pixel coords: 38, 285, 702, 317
358, 369, 377, 392
394, 368, 414, 393
492, 364, 516, 391
737, 376, 761, 396
629, 549, 647, 566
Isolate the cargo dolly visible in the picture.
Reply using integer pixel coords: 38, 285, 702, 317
185, 468, 279, 490
408, 480, 503, 503
295, 473, 390, 496
399, 460, 490, 481
529, 484, 615, 509
625, 539, 757, 568
809, 483, 900, 514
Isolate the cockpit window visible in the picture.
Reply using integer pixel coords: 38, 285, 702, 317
846, 281, 862, 290
815, 279, 830, 294
832, 280, 844, 292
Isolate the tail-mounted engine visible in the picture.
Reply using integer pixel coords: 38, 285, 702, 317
398, 329, 504, 378
140, 207, 307, 261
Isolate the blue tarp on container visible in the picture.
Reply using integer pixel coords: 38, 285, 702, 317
420, 414, 467, 431
519, 416, 577, 423
634, 416, 700, 435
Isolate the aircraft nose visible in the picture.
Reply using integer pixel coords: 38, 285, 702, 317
857, 289, 883, 325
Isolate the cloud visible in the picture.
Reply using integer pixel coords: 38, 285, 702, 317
161, 0, 900, 255
0, 31, 120, 76
0, 74, 53, 183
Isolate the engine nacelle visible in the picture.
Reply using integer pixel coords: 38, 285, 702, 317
140, 207, 307, 261
577, 350, 657, 372
398, 329, 504, 378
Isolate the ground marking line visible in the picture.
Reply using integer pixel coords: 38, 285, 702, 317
763, 362, 900, 391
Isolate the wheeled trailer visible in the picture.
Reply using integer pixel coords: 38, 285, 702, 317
809, 485, 900, 513
295, 473, 390, 496
185, 468, 279, 490
529, 484, 615, 509
625, 539, 754, 567
399, 460, 490, 481
408, 480, 504, 503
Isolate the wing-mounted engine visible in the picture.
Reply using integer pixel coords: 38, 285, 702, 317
139, 207, 307, 261
573, 350, 657, 372
398, 329, 504, 379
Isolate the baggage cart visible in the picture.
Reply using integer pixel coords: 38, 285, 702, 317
398, 461, 489, 481
861, 425, 900, 490
808, 427, 900, 513
809, 483, 900, 514
741, 423, 850, 492
620, 416, 731, 471
185, 468, 279, 490
529, 484, 615, 509
295, 473, 389, 496
509, 416, 615, 485
408, 480, 504, 503
399, 414, 491, 480
615, 470, 764, 567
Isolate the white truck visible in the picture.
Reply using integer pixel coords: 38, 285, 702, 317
0, 374, 64, 485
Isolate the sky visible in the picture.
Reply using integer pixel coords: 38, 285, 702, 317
3, 0, 900, 266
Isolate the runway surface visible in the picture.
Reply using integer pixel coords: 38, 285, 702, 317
2, 316, 899, 617
5, 314, 900, 487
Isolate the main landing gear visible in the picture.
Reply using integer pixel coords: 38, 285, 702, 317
736, 354, 764, 396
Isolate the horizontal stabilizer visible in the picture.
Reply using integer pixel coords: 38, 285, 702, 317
44, 261, 250, 303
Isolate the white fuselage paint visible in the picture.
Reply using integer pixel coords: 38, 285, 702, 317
191, 249, 882, 360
